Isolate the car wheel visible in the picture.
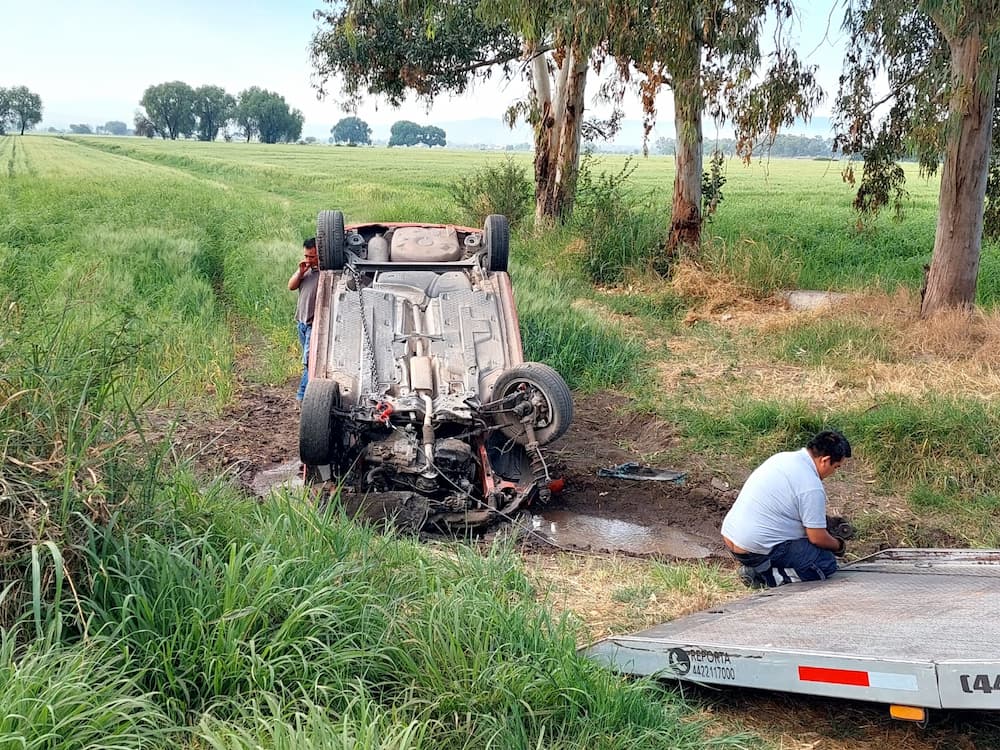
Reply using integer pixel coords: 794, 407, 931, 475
491, 362, 573, 446
317, 210, 346, 270
299, 379, 341, 465
483, 214, 509, 272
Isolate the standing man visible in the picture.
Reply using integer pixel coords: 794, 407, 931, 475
721, 430, 852, 588
289, 238, 319, 403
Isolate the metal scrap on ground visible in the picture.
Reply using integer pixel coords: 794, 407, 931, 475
597, 462, 687, 483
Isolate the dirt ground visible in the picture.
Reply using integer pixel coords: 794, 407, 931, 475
163, 382, 908, 558
165, 384, 739, 553
163, 381, 997, 750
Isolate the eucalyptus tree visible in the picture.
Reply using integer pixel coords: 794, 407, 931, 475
192, 85, 235, 142
835, 1, 1000, 315
599, 1, 822, 251
140, 81, 196, 140
310, 0, 597, 223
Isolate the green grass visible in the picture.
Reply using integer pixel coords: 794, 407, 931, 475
0, 632, 170, 749
77, 492, 758, 749
5, 131, 1000, 746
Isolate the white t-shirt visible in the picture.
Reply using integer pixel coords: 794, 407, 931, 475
721, 448, 827, 554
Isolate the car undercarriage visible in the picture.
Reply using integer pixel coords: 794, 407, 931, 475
299, 211, 573, 530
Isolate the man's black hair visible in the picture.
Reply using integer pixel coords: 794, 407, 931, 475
304, 237, 316, 249
807, 430, 852, 462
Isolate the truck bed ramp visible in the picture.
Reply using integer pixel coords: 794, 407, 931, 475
585, 550, 1000, 711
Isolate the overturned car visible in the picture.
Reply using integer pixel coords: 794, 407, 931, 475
298, 210, 574, 530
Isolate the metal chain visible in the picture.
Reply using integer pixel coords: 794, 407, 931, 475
347, 265, 380, 397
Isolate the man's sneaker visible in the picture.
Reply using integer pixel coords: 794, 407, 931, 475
738, 565, 768, 590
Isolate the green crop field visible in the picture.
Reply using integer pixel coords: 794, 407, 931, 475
2, 133, 1000, 748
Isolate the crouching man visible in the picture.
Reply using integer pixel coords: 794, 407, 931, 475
721, 430, 852, 588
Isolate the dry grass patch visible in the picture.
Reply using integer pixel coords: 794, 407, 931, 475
654, 284, 1000, 410
668, 260, 782, 321
525, 553, 742, 642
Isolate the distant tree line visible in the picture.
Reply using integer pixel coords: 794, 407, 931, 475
62, 121, 131, 136
388, 120, 446, 147
134, 81, 303, 143
327, 117, 448, 147
0, 86, 43, 135
653, 134, 835, 159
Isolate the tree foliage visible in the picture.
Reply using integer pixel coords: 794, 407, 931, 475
68, 123, 93, 135
310, 0, 521, 105
331, 116, 372, 145
311, 0, 597, 222
235, 87, 304, 143
655, 134, 834, 158
0, 86, 43, 135
193, 85, 235, 142
835, 1, 1000, 314
104, 120, 129, 136
0, 89, 10, 135
140, 81, 196, 140
598, 0, 822, 251
133, 111, 156, 138
388, 120, 447, 147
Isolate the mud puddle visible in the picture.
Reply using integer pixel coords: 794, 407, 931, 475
533, 510, 715, 558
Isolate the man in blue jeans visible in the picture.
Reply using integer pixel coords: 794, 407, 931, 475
721, 430, 851, 588
288, 238, 319, 402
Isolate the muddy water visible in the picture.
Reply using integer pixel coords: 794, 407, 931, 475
535, 510, 715, 559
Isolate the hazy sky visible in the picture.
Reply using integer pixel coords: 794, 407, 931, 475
3, 0, 847, 141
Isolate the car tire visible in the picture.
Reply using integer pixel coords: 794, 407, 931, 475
299, 379, 341, 465
483, 214, 509, 272
491, 362, 573, 446
317, 210, 346, 270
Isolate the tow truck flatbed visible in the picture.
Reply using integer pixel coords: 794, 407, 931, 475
585, 550, 1000, 711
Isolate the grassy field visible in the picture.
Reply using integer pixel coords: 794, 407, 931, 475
2, 133, 1000, 747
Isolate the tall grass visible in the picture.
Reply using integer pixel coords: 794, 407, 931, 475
0, 631, 170, 749
196, 692, 432, 750
0, 299, 165, 627
76, 495, 755, 748
698, 237, 802, 298
514, 265, 648, 391
673, 394, 1000, 514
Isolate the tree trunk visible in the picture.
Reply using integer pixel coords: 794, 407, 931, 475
530, 46, 558, 225
921, 32, 998, 316
530, 46, 588, 224
547, 46, 588, 221
668, 73, 704, 254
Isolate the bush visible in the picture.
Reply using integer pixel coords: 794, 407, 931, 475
572, 156, 667, 284
449, 157, 532, 227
